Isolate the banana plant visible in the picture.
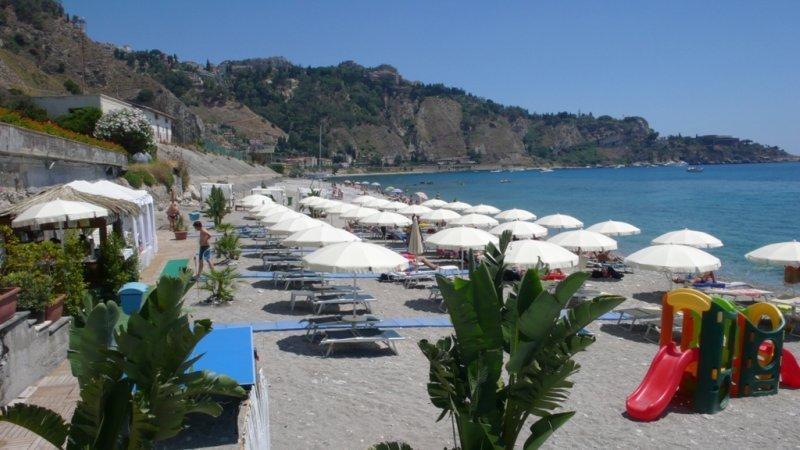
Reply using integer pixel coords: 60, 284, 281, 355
419, 231, 624, 450
0, 274, 245, 449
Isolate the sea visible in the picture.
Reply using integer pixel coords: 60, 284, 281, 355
347, 162, 800, 290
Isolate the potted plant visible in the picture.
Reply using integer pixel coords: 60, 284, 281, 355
174, 214, 188, 240
5, 271, 64, 322
0, 287, 21, 324
44, 294, 66, 322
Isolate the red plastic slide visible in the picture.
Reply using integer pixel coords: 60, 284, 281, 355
626, 343, 699, 421
780, 348, 800, 388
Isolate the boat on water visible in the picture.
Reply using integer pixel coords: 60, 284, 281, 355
687, 166, 704, 173
500, 179, 511, 183
540, 168, 554, 173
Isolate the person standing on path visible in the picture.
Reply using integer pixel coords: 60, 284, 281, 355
194, 221, 214, 277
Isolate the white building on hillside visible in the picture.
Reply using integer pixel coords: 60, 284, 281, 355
34, 94, 174, 144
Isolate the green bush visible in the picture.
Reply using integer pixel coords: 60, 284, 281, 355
55, 107, 101, 135
270, 163, 285, 174
123, 171, 143, 188
135, 88, 154, 103
97, 233, 138, 299
141, 171, 156, 187
63, 79, 82, 95
203, 186, 229, 227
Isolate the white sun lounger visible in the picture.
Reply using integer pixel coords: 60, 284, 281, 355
290, 291, 376, 314
319, 328, 405, 357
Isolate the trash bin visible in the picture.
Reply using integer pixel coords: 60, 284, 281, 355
188, 211, 201, 222
118, 282, 150, 315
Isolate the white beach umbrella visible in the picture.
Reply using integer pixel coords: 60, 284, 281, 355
495, 208, 537, 222
363, 198, 391, 209
535, 213, 583, 230
325, 203, 359, 215
12, 199, 108, 228
652, 228, 723, 249
382, 201, 409, 211
586, 220, 641, 237
239, 194, 273, 208
351, 195, 378, 206
359, 211, 412, 227
443, 201, 472, 212
547, 230, 618, 252
505, 240, 579, 269
464, 204, 501, 215
450, 213, 499, 229
490, 221, 548, 239
421, 199, 448, 208
745, 241, 800, 267
371, 182, 381, 186
426, 226, 499, 251
339, 206, 380, 221
304, 241, 409, 316
260, 209, 302, 226
421, 209, 462, 223
283, 226, 360, 248
250, 202, 279, 214
254, 204, 290, 218
299, 196, 326, 207
309, 198, 337, 210
303, 241, 408, 274
269, 216, 327, 236
625, 244, 721, 273
414, 192, 429, 201
317, 200, 343, 211
397, 204, 433, 216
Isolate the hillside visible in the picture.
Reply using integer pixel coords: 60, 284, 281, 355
0, 0, 793, 167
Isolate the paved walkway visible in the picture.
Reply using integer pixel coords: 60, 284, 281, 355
140, 229, 196, 284
0, 360, 77, 449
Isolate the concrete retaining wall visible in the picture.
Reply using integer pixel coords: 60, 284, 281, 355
0, 312, 71, 405
0, 123, 128, 189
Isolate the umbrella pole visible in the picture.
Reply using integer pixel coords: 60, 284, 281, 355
352, 275, 358, 318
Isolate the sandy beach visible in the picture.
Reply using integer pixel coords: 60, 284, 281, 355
181, 202, 800, 450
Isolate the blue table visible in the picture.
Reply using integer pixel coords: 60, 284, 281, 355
192, 326, 255, 386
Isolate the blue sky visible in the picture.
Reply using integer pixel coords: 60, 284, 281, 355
63, 0, 799, 154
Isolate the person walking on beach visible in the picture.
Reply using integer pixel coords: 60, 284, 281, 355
166, 200, 180, 230
194, 221, 214, 277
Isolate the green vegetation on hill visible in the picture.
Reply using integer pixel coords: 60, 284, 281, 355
0, 0, 793, 166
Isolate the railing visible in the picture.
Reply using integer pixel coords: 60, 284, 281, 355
243, 368, 270, 450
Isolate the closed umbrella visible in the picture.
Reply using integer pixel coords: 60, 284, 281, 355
535, 213, 583, 230
283, 226, 360, 248
359, 211, 412, 227
745, 241, 800, 267
443, 201, 472, 212
303, 241, 408, 316
397, 204, 432, 216
421, 199, 447, 208
339, 206, 380, 221
421, 209, 461, 223
495, 208, 536, 222
450, 213, 499, 229
408, 217, 425, 257
625, 244, 721, 273
269, 216, 327, 235
490, 221, 548, 239
464, 204, 501, 215
505, 240, 579, 269
12, 199, 108, 228
586, 220, 641, 236
547, 230, 618, 252
652, 228, 723, 249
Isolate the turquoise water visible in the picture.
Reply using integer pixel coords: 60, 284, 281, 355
349, 162, 800, 289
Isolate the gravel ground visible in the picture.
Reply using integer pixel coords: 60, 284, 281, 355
184, 204, 800, 449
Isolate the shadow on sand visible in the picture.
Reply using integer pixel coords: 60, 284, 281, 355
275, 334, 397, 358
404, 298, 444, 313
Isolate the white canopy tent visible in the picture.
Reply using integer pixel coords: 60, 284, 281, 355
67, 180, 158, 268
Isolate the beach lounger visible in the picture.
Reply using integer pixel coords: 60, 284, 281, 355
290, 291, 376, 314
319, 328, 406, 356
301, 314, 381, 340
614, 306, 662, 330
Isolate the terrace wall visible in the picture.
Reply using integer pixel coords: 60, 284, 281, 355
0, 312, 71, 405
0, 123, 128, 189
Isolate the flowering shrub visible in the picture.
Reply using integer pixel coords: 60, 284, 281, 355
94, 108, 156, 156
0, 107, 124, 153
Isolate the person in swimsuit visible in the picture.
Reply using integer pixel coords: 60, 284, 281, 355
194, 221, 214, 277
166, 200, 180, 230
